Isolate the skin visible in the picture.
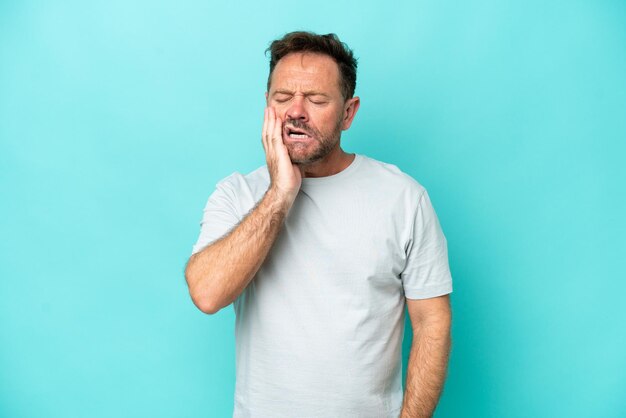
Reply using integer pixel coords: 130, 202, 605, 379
402, 295, 452, 418
185, 50, 451, 417
265, 51, 361, 183
184, 51, 360, 314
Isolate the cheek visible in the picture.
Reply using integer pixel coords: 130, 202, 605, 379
320, 109, 344, 129
277, 109, 288, 121
269, 101, 288, 116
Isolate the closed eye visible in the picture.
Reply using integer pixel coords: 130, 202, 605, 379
275, 94, 293, 101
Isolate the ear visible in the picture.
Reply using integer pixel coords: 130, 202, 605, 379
341, 96, 360, 131
265, 91, 269, 105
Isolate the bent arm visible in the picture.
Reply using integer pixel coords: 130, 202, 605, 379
185, 106, 300, 314
184, 187, 293, 314
401, 295, 452, 418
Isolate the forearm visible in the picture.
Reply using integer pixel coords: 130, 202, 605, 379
185, 187, 293, 314
400, 317, 451, 418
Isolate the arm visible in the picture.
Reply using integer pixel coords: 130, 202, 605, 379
184, 107, 301, 314
400, 294, 452, 418
185, 187, 291, 314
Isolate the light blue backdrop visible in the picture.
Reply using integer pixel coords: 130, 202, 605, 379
1, 1, 624, 417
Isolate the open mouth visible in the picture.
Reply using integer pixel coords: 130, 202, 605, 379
285, 126, 311, 139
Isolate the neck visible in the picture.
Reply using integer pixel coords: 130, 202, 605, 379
297, 144, 355, 178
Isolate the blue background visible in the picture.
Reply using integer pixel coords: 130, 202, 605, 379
1, 1, 625, 417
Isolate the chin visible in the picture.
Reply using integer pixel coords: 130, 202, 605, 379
286, 134, 340, 165
288, 146, 333, 165
286, 145, 318, 165
288, 153, 323, 165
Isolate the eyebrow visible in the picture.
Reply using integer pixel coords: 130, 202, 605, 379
272, 89, 330, 98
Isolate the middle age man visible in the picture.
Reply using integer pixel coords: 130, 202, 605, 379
186, 31, 453, 418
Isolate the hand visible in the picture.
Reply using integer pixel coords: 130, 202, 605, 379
262, 106, 302, 203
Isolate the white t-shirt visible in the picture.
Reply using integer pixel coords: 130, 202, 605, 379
191, 154, 453, 418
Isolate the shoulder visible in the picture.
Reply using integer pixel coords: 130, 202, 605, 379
214, 164, 270, 199
357, 154, 426, 198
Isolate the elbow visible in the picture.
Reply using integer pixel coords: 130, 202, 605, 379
187, 279, 221, 315
188, 285, 222, 315
194, 295, 221, 315
185, 264, 221, 315
191, 287, 233, 315
185, 254, 236, 315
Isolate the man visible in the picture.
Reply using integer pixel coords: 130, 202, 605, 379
185, 31, 453, 418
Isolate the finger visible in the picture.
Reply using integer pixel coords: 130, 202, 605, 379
262, 107, 269, 151
267, 107, 276, 152
262, 107, 268, 139
273, 114, 283, 147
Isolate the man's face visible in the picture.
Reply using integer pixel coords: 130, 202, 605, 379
266, 52, 352, 165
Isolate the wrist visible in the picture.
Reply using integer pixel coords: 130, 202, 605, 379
265, 186, 296, 212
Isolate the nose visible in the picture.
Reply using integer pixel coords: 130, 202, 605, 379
285, 96, 308, 122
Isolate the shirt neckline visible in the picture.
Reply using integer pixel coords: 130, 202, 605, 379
300, 153, 363, 187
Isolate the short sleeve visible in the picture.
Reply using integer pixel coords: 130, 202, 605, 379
191, 176, 242, 256
401, 189, 453, 299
